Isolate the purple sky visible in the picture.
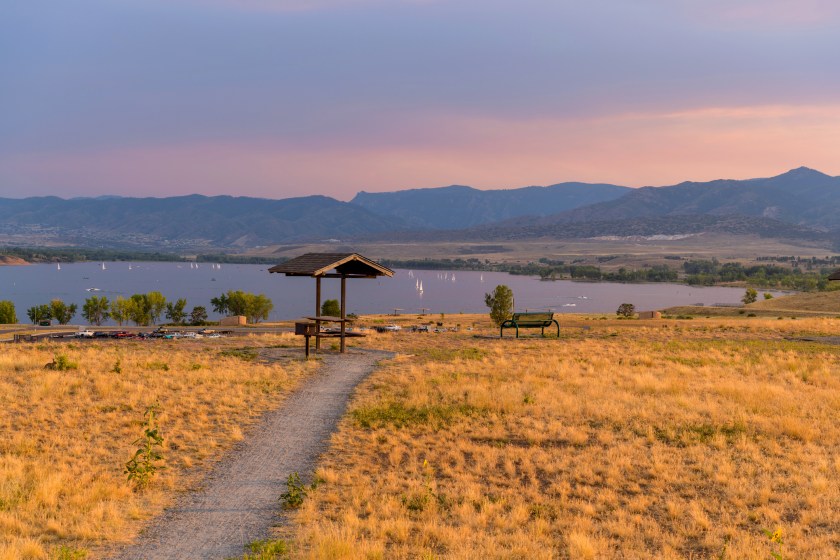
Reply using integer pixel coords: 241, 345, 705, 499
2, 0, 840, 200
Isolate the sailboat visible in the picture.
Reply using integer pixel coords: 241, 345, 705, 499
128, 263, 133, 270
480, 273, 484, 283
56, 263, 61, 271
101, 262, 106, 270
418, 280, 424, 294
415, 278, 419, 290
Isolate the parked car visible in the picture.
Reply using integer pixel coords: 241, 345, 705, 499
76, 329, 95, 338
375, 324, 402, 333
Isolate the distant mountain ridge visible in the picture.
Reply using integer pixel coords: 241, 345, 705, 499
351, 182, 630, 229
0, 167, 838, 250
0, 194, 405, 249
548, 167, 840, 230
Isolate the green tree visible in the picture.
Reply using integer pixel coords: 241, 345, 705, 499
226, 291, 250, 316
82, 295, 110, 326
50, 299, 77, 325
165, 298, 188, 325
211, 290, 273, 323
128, 294, 152, 326
0, 300, 17, 324
210, 292, 231, 315
742, 287, 758, 305
321, 299, 341, 317
146, 291, 167, 325
189, 306, 208, 325
246, 294, 274, 323
616, 303, 636, 317
484, 285, 514, 327
763, 292, 774, 300
27, 304, 52, 325
110, 297, 131, 326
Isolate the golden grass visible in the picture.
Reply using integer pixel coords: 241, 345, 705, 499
0, 334, 312, 560
290, 315, 840, 558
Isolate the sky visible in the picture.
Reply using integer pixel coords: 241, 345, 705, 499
2, 0, 840, 200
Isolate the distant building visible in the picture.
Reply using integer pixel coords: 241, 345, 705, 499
830, 270, 840, 281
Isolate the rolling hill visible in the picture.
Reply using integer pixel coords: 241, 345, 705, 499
351, 182, 630, 229
547, 167, 840, 229
0, 195, 405, 249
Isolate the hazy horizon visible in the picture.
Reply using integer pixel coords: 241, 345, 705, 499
3, 1, 840, 199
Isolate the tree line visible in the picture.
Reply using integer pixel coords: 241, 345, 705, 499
0, 290, 273, 326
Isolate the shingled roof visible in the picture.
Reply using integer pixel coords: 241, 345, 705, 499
830, 269, 840, 281
268, 253, 393, 277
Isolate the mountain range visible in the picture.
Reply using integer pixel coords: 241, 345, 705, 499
0, 167, 838, 250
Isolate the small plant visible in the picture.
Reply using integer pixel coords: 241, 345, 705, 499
124, 402, 165, 490
237, 539, 289, 560
220, 348, 258, 362
111, 358, 122, 374
144, 361, 169, 371
764, 292, 774, 300
51, 545, 88, 560
280, 472, 307, 508
46, 354, 78, 371
763, 527, 784, 560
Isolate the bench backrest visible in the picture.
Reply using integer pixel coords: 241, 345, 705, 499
511, 312, 554, 322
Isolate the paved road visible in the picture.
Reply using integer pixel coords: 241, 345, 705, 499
108, 348, 391, 560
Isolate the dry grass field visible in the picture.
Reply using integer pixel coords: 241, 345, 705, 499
0, 334, 312, 560
287, 315, 840, 559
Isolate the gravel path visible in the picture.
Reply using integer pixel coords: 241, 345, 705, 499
109, 348, 391, 560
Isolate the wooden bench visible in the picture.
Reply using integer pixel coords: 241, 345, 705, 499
500, 312, 559, 338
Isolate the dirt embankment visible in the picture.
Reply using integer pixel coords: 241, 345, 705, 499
0, 255, 29, 265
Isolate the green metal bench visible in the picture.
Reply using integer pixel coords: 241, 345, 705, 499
500, 312, 559, 338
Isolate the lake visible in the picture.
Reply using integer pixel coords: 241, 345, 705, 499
0, 262, 777, 323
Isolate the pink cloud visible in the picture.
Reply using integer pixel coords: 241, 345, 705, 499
3, 103, 839, 199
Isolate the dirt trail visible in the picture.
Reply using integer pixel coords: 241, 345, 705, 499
109, 349, 391, 560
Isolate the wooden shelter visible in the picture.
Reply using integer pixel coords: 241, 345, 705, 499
268, 253, 393, 353
830, 270, 840, 281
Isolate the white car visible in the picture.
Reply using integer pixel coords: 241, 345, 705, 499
76, 329, 95, 338
375, 324, 402, 333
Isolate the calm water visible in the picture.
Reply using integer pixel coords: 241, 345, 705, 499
0, 262, 777, 323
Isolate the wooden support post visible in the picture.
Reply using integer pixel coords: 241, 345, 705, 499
304, 334, 310, 358
340, 274, 347, 353
315, 275, 321, 351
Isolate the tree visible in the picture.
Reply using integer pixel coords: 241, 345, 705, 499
226, 291, 250, 316
27, 304, 52, 325
0, 300, 17, 324
210, 293, 231, 315
211, 290, 274, 323
128, 294, 152, 326
742, 287, 758, 305
616, 303, 636, 317
49, 299, 77, 325
189, 306, 208, 325
484, 285, 514, 327
165, 298, 188, 325
110, 297, 131, 326
146, 291, 167, 325
83, 296, 110, 326
246, 294, 274, 323
321, 299, 340, 317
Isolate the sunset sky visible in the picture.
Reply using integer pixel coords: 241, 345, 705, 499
2, 0, 840, 200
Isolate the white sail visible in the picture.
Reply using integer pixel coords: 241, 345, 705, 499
56, 263, 61, 271
101, 262, 106, 270
419, 280, 423, 293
